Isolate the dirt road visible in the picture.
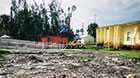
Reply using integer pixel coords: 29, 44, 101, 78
0, 49, 140, 78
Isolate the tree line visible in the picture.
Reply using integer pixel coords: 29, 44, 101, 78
0, 0, 76, 41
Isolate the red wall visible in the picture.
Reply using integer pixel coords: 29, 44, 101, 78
41, 37, 49, 43
62, 37, 68, 44
41, 36, 68, 44
51, 36, 61, 44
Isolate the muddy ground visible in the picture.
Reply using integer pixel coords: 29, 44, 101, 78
0, 49, 140, 78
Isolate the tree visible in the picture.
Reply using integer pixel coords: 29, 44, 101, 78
80, 28, 84, 35
0, 15, 11, 35
87, 22, 98, 41
76, 29, 79, 34
49, 0, 61, 35
11, 0, 45, 40
65, 5, 76, 27
40, 4, 50, 35
8, 0, 76, 41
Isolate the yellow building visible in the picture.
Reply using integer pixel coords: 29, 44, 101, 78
96, 22, 140, 49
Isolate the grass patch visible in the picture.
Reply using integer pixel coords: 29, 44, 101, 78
83, 48, 140, 59
0, 49, 10, 59
79, 56, 94, 62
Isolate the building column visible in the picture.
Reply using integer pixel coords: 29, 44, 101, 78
133, 26, 138, 45
116, 26, 119, 49
113, 26, 116, 48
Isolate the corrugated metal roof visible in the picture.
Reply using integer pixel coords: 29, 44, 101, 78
97, 21, 140, 29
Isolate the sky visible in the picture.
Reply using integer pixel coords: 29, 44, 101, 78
0, 0, 140, 33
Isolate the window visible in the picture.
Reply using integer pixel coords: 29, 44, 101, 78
127, 32, 131, 41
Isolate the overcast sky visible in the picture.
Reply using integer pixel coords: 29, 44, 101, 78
0, 0, 140, 31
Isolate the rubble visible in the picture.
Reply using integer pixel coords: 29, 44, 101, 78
0, 49, 140, 78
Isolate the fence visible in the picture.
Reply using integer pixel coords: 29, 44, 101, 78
0, 39, 68, 49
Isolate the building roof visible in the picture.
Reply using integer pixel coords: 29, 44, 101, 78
98, 20, 140, 28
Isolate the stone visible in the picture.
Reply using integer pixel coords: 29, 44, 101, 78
125, 74, 136, 78
0, 75, 7, 78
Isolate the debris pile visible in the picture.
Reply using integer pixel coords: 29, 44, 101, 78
0, 49, 140, 78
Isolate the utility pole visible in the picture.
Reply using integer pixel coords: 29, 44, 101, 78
94, 14, 97, 23
81, 22, 84, 35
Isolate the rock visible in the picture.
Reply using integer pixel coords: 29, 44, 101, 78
59, 74, 67, 78
0, 49, 140, 78
16, 70, 26, 76
119, 66, 135, 71
125, 74, 136, 78
0, 75, 7, 78
28, 55, 44, 63
135, 73, 140, 78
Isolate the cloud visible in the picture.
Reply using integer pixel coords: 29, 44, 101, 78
0, 0, 140, 28
0, 0, 11, 15
59, 0, 140, 28
123, 0, 140, 10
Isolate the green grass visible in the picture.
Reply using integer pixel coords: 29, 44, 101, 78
83, 48, 140, 59
0, 49, 10, 59
79, 56, 94, 62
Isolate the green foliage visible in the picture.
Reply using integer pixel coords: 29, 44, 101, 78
0, 49, 10, 59
83, 48, 140, 59
76, 29, 79, 34
49, 0, 60, 35
0, 0, 76, 41
0, 15, 11, 35
80, 28, 84, 35
0, 49, 10, 54
79, 56, 94, 62
87, 23, 98, 39
84, 44, 96, 49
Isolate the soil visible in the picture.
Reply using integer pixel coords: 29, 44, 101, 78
0, 49, 140, 78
